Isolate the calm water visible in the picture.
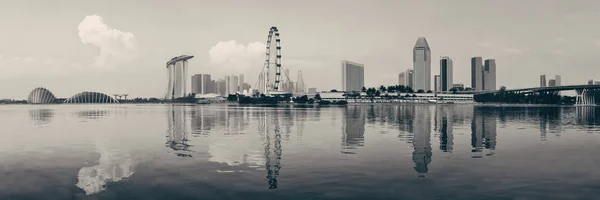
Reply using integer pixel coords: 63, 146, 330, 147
2, 104, 600, 200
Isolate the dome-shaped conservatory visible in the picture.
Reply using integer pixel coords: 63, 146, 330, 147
64, 92, 119, 104
27, 87, 57, 104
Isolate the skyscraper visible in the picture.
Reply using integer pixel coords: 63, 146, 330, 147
398, 72, 406, 86
440, 56, 453, 91
483, 59, 496, 91
191, 74, 202, 94
434, 75, 441, 92
548, 79, 556, 86
413, 37, 431, 91
406, 69, 414, 89
471, 57, 483, 91
165, 55, 194, 99
555, 75, 561, 86
230, 75, 239, 94
341, 60, 365, 92
540, 75, 547, 87
225, 76, 231, 95
239, 74, 245, 91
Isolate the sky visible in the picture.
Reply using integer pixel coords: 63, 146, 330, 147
1, 0, 600, 99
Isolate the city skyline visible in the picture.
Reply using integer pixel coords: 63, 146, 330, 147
2, 1, 600, 99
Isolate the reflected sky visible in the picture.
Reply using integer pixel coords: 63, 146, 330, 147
3, 104, 600, 199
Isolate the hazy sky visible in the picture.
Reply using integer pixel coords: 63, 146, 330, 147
1, 0, 600, 99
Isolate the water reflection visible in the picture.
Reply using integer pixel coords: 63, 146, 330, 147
166, 105, 192, 157
436, 106, 454, 153
263, 109, 282, 189
29, 108, 54, 125
342, 106, 365, 154
471, 107, 497, 158
412, 106, 432, 176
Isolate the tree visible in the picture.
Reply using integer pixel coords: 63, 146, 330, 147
416, 89, 425, 93
361, 87, 367, 92
426, 90, 433, 93
314, 93, 322, 100
450, 88, 458, 94
330, 89, 338, 92
406, 87, 414, 93
379, 85, 387, 92
375, 90, 381, 97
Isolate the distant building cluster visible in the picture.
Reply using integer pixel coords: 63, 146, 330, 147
390, 37, 497, 94
540, 75, 561, 87
588, 79, 600, 85
192, 74, 251, 96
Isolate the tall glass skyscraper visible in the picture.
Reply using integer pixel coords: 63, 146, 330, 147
483, 59, 496, 91
341, 60, 364, 92
440, 56, 453, 92
471, 57, 483, 91
413, 37, 431, 91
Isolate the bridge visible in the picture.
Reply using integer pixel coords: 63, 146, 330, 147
469, 84, 600, 106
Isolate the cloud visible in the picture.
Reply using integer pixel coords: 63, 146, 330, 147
77, 15, 136, 66
208, 40, 265, 74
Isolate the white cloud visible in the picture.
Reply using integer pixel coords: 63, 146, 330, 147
208, 40, 265, 74
78, 15, 137, 66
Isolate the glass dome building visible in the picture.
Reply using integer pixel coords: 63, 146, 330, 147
64, 92, 119, 104
27, 87, 57, 104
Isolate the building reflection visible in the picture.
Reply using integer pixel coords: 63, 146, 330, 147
74, 110, 113, 119
341, 106, 365, 154
576, 107, 599, 126
412, 106, 432, 176
471, 107, 497, 158
166, 105, 192, 157
434, 106, 454, 153
29, 108, 54, 125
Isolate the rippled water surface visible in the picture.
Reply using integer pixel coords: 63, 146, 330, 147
2, 104, 600, 200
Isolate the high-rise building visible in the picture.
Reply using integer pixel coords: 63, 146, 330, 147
440, 56, 453, 91
229, 75, 239, 94
165, 55, 194, 99
216, 79, 227, 96
341, 60, 365, 92
398, 72, 406, 86
307, 88, 317, 94
540, 75, 547, 87
588, 79, 600, 85
191, 74, 202, 94
555, 75, 561, 86
548, 79, 556, 87
483, 59, 496, 91
406, 69, 414, 89
413, 37, 431, 91
296, 70, 305, 93
239, 74, 245, 91
434, 75, 441, 92
471, 57, 483, 91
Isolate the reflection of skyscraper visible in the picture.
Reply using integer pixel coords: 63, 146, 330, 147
166, 105, 191, 157
412, 106, 432, 176
471, 107, 497, 158
440, 116, 453, 153
342, 106, 365, 153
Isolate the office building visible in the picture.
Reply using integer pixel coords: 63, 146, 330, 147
165, 55, 194, 99
216, 79, 227, 96
239, 74, 245, 91
548, 79, 556, 87
406, 69, 414, 88
308, 88, 317, 94
483, 59, 496, 90
555, 75, 561, 86
341, 60, 365, 92
191, 74, 212, 94
540, 75, 547, 87
398, 72, 406, 86
440, 56, 453, 91
227, 75, 239, 94
413, 37, 431, 91
471, 57, 483, 91
588, 79, 600, 85
471, 57, 496, 91
434, 75, 441, 92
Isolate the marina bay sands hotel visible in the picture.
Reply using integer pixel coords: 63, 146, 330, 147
165, 55, 194, 99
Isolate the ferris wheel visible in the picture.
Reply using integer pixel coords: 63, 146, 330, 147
263, 26, 282, 95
